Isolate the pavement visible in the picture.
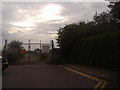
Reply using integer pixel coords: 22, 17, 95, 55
3, 54, 119, 88
2, 64, 119, 88
17, 53, 41, 63
63, 64, 120, 88
2, 64, 98, 88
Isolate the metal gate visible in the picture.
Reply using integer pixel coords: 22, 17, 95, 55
3, 40, 54, 64
22, 40, 54, 63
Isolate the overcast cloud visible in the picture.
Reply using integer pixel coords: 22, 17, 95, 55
1, 1, 109, 50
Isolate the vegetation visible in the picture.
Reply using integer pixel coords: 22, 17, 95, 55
56, 2, 120, 70
7, 40, 23, 48
6, 40, 24, 64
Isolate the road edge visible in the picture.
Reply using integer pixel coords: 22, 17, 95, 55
58, 65, 107, 88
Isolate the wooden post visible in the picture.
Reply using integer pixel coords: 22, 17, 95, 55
51, 40, 54, 64
4, 40, 7, 57
40, 40, 41, 60
40, 40, 41, 53
28, 40, 31, 63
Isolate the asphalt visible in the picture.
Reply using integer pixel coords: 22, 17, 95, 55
17, 53, 40, 63
63, 64, 120, 88
3, 54, 119, 88
2, 64, 98, 88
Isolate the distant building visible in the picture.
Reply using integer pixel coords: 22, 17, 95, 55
42, 45, 49, 53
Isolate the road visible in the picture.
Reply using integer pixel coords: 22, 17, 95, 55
17, 53, 41, 63
2, 65, 98, 88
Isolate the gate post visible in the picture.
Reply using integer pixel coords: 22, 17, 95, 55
4, 40, 7, 58
51, 40, 54, 64
39, 40, 41, 60
28, 40, 31, 63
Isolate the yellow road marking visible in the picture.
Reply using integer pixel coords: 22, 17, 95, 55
58, 65, 107, 88
101, 80, 107, 88
94, 81, 102, 88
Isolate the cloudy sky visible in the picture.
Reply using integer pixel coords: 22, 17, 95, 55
1, 1, 110, 50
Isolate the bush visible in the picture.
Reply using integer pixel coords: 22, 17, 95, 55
6, 53, 19, 64
6, 52, 24, 64
56, 2, 120, 70
40, 53, 49, 60
63, 32, 119, 70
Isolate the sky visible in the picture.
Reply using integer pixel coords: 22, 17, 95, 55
1, 1, 110, 50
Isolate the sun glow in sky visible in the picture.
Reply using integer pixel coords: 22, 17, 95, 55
11, 4, 63, 28
9, 4, 64, 35
40, 4, 63, 20
2, 2, 109, 50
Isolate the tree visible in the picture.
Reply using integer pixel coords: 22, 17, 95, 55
93, 11, 112, 25
56, 2, 119, 70
93, 1, 120, 25
8, 40, 23, 49
108, 1, 120, 23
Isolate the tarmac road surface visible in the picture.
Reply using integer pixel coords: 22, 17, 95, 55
2, 65, 98, 88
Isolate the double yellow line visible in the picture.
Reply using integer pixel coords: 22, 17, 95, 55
58, 65, 107, 88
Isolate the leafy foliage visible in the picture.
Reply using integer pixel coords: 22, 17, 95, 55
108, 2, 120, 23
7, 40, 24, 64
56, 2, 120, 70
8, 40, 23, 48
